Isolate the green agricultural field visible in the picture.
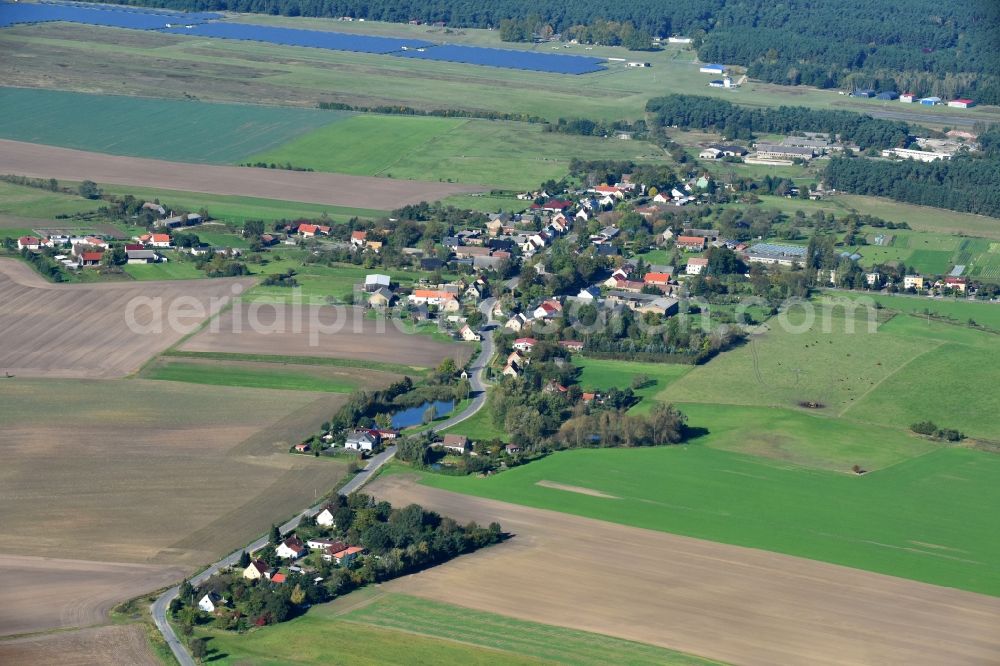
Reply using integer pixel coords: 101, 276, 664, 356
575, 357, 691, 413
0, 181, 103, 219
249, 115, 663, 190
0, 87, 349, 163
92, 183, 385, 223
828, 291, 1000, 330
140, 359, 382, 393
123, 259, 205, 281
440, 193, 527, 213
244, 261, 449, 304
195, 591, 713, 666
416, 445, 1000, 595
163, 350, 425, 377
657, 308, 922, 414
677, 402, 939, 471
843, 341, 1000, 442
340, 593, 715, 665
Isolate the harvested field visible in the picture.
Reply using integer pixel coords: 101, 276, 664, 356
0, 378, 348, 566
0, 258, 252, 378
181, 304, 472, 369
0, 624, 158, 666
370, 475, 1000, 666
0, 139, 483, 209
0, 555, 183, 637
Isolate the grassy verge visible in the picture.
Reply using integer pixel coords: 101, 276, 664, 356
162, 350, 430, 376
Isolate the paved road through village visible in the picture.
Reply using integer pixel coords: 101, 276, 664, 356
152, 300, 496, 665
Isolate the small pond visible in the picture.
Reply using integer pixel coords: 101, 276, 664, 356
390, 399, 455, 428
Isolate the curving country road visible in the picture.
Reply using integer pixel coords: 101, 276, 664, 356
151, 300, 497, 665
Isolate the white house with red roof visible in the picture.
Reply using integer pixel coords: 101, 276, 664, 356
17, 236, 47, 250
299, 223, 331, 238
350, 230, 367, 247
512, 337, 536, 352
276, 536, 307, 559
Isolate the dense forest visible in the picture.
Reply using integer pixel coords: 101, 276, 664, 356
646, 94, 913, 150
824, 155, 1000, 218
95, 0, 999, 102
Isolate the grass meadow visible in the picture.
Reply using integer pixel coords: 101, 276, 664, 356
249, 115, 663, 190
140, 359, 376, 393
0, 87, 347, 163
574, 357, 692, 414
195, 592, 713, 665
657, 309, 921, 414
0, 181, 103, 219
94, 183, 386, 222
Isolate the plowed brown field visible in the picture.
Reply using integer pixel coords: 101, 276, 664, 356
0, 139, 483, 209
181, 304, 472, 368
0, 259, 252, 378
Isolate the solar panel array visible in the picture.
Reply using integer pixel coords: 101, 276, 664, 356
160, 22, 434, 54
0, 1, 607, 74
748, 243, 809, 257
0, 1, 218, 29
391, 43, 607, 75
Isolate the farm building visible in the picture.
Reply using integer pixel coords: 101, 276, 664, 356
900, 93, 915, 103
676, 236, 707, 251
668, 36, 692, 44
880, 148, 951, 162
364, 273, 391, 292
753, 143, 815, 160
744, 243, 808, 266
126, 249, 160, 264
850, 89, 876, 98
876, 91, 899, 100
948, 99, 974, 109
919, 96, 941, 105
699, 64, 725, 74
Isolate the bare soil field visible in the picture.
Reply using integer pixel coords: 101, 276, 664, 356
0, 139, 483, 209
181, 304, 472, 369
0, 555, 183, 637
0, 624, 159, 666
371, 475, 1000, 666
0, 258, 252, 378
0, 378, 348, 566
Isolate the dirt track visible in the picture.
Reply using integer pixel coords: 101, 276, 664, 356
0, 555, 183, 637
371, 475, 1000, 666
0, 139, 483, 210
0, 259, 252, 378
181, 304, 472, 368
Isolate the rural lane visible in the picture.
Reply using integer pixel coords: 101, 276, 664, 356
151, 303, 496, 664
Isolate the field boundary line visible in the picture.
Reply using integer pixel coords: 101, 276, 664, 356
838, 340, 946, 418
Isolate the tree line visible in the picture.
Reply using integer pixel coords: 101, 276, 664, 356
645, 94, 913, 150
823, 155, 1000, 218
